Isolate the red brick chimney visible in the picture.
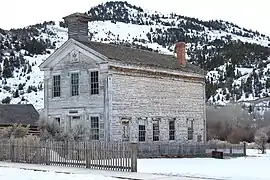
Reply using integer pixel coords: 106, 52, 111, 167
175, 42, 186, 67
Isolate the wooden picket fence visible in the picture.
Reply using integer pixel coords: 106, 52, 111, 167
0, 139, 137, 172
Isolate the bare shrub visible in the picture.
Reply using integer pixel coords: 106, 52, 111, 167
207, 119, 255, 144
38, 118, 86, 141
0, 124, 29, 138
254, 126, 270, 154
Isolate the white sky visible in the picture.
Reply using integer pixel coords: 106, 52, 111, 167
0, 0, 269, 35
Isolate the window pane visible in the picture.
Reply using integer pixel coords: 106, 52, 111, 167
169, 120, 175, 140
90, 71, 99, 95
188, 127, 194, 140
139, 125, 146, 142
153, 120, 159, 141
71, 73, 79, 96
91, 117, 99, 140
197, 135, 202, 142
53, 75, 61, 97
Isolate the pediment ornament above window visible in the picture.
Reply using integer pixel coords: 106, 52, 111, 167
70, 50, 79, 62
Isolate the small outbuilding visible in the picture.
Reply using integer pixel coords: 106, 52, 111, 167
0, 104, 40, 135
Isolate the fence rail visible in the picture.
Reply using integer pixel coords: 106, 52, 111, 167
138, 142, 246, 158
0, 139, 137, 172
0, 138, 246, 172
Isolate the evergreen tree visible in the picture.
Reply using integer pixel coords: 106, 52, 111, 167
2, 58, 13, 78
13, 89, 19, 98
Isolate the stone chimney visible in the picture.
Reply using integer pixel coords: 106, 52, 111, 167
175, 42, 186, 67
63, 13, 91, 42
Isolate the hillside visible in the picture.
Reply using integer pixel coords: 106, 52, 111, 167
0, 1, 270, 110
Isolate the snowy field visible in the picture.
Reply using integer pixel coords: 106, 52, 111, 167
138, 149, 269, 180
0, 166, 122, 180
0, 149, 269, 180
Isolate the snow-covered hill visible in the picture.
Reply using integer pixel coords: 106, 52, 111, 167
0, 1, 270, 110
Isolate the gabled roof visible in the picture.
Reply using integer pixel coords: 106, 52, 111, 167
79, 41, 205, 75
0, 104, 39, 126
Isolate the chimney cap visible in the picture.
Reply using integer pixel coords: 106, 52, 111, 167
63, 12, 91, 22
175, 41, 186, 47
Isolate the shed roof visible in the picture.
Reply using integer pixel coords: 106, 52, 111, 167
0, 104, 39, 126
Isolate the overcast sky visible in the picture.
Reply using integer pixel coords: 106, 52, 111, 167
1, 0, 269, 35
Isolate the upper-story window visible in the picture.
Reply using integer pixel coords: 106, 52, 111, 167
90, 71, 99, 95
71, 73, 79, 96
53, 75, 61, 97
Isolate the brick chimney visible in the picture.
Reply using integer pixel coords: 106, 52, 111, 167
63, 13, 91, 42
175, 42, 186, 67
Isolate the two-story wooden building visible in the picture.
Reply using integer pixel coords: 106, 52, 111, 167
39, 13, 206, 143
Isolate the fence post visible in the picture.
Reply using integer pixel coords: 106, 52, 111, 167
10, 143, 15, 162
85, 142, 90, 168
45, 142, 50, 165
131, 143, 137, 172
243, 142, 247, 156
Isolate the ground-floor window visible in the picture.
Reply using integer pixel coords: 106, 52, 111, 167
121, 118, 130, 141
138, 118, 146, 142
152, 118, 160, 141
169, 119, 175, 140
187, 118, 194, 140
197, 135, 202, 142
91, 116, 99, 140
68, 116, 80, 131
54, 117, 61, 125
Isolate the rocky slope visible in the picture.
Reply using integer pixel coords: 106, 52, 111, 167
0, 1, 269, 110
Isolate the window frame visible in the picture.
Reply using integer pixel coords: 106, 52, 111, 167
70, 72, 79, 96
121, 120, 130, 141
90, 70, 99, 95
169, 118, 176, 141
54, 117, 61, 125
52, 74, 61, 98
90, 116, 99, 140
197, 135, 202, 142
139, 125, 146, 142
187, 118, 194, 140
152, 118, 160, 142
138, 118, 146, 142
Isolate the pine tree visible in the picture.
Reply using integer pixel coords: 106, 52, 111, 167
13, 89, 19, 98
2, 58, 13, 78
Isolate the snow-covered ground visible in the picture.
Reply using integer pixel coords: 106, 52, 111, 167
0, 166, 121, 180
138, 149, 269, 180
0, 149, 269, 180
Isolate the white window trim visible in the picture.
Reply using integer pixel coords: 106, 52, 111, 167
169, 118, 176, 141
88, 68, 100, 95
187, 118, 195, 141
70, 71, 80, 97
52, 74, 61, 98
89, 114, 101, 141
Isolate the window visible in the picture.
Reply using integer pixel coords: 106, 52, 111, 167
139, 125, 146, 142
121, 120, 130, 141
68, 116, 80, 131
197, 135, 202, 142
152, 119, 159, 141
187, 119, 194, 140
71, 73, 79, 96
53, 75, 61, 97
90, 71, 99, 95
54, 117, 60, 125
169, 119, 175, 140
91, 117, 99, 140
